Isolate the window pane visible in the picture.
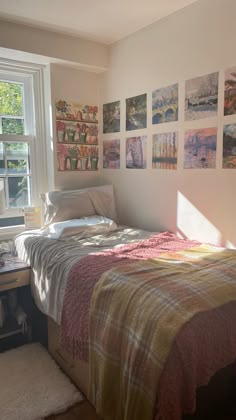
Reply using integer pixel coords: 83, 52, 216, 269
8, 176, 31, 208
0, 81, 24, 116
0, 178, 6, 211
6, 142, 30, 174
0, 143, 4, 175
2, 118, 24, 135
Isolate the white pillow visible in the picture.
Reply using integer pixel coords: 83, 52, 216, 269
40, 216, 118, 239
40, 184, 119, 226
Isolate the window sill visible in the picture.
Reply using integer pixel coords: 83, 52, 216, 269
0, 225, 25, 240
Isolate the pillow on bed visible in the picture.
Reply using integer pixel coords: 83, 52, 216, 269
41, 184, 118, 226
40, 189, 96, 226
88, 185, 119, 223
40, 216, 118, 239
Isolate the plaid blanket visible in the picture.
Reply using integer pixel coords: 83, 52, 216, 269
61, 232, 198, 359
88, 244, 236, 420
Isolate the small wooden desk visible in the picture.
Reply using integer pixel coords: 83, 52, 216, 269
0, 257, 31, 342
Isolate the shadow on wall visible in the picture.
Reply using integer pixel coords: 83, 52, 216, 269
176, 191, 236, 248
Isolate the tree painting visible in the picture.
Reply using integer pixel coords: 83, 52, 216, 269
152, 132, 178, 169
103, 101, 120, 133
126, 94, 147, 131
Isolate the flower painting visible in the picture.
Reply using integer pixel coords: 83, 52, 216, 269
152, 132, 178, 169
55, 99, 98, 122
185, 72, 219, 121
184, 127, 217, 169
126, 136, 147, 169
57, 143, 99, 171
103, 101, 120, 133
223, 124, 236, 168
224, 67, 236, 116
103, 139, 120, 169
126, 94, 147, 131
55, 99, 99, 171
152, 84, 178, 124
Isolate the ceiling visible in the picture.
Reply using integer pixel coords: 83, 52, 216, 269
0, 0, 198, 45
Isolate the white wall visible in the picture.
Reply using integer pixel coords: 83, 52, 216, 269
99, 0, 236, 247
50, 64, 101, 190
0, 19, 108, 72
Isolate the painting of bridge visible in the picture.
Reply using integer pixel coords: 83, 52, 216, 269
185, 72, 218, 121
152, 83, 178, 124
152, 132, 178, 169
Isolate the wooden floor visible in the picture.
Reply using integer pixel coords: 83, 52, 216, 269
46, 401, 236, 420
46, 400, 101, 420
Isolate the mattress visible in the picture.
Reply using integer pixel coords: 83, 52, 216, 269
14, 226, 153, 324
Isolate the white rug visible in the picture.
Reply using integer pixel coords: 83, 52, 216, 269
0, 343, 83, 420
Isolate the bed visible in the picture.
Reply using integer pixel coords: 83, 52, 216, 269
13, 185, 236, 420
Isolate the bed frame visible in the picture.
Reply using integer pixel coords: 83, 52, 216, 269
48, 317, 89, 397
48, 316, 236, 418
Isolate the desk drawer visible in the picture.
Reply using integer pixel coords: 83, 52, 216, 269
0, 269, 30, 292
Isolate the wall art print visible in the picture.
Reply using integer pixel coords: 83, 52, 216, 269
103, 101, 120, 133
126, 136, 147, 169
152, 83, 178, 124
55, 99, 99, 171
103, 139, 120, 169
223, 124, 236, 168
126, 94, 147, 131
224, 67, 236, 116
184, 127, 217, 169
185, 72, 219, 121
152, 132, 178, 169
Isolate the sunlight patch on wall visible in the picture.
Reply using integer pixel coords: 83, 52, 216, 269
225, 240, 236, 249
177, 191, 221, 245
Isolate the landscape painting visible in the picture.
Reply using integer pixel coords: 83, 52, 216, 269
223, 124, 236, 168
224, 67, 236, 116
126, 94, 147, 131
184, 127, 217, 169
126, 136, 147, 169
185, 72, 219, 121
103, 139, 120, 169
152, 84, 178, 124
103, 101, 120, 133
152, 132, 178, 169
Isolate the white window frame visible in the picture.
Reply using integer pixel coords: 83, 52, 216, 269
0, 60, 48, 237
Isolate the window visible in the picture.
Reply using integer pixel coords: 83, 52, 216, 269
0, 61, 48, 232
